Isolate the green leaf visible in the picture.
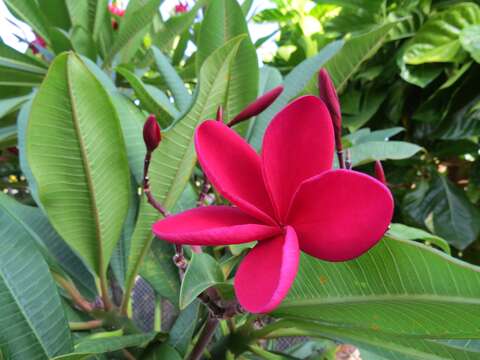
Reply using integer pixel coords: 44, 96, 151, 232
348, 140, 423, 166
4, 0, 51, 41
460, 25, 480, 62
142, 343, 182, 360
279, 321, 480, 360
71, 26, 97, 61
273, 237, 480, 338
151, 47, 192, 113
179, 253, 224, 309
0, 196, 73, 359
387, 223, 451, 255
0, 40, 47, 74
0, 66, 45, 87
107, 0, 162, 64
403, 174, 480, 250
0, 192, 97, 298
168, 301, 200, 356
196, 0, 259, 124
124, 36, 244, 300
27, 53, 131, 276
140, 240, 181, 306
324, 23, 397, 93
248, 40, 343, 150
117, 67, 177, 127
345, 127, 404, 145
110, 93, 147, 184
342, 87, 387, 131
74, 332, 156, 353
403, 3, 480, 64
153, 0, 208, 52
37, 0, 71, 30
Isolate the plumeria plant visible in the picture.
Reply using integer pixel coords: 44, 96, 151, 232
1, 1, 480, 360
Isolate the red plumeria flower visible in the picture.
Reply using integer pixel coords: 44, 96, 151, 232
174, 2, 188, 13
152, 96, 394, 313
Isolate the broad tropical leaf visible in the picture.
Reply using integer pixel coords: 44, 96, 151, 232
273, 237, 480, 338
26, 52, 131, 276
0, 197, 73, 359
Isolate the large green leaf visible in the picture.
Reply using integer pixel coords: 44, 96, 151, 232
403, 3, 480, 64
37, 0, 71, 30
74, 332, 156, 353
323, 22, 397, 93
106, 0, 162, 64
0, 197, 73, 359
196, 0, 259, 123
168, 301, 200, 356
140, 240, 181, 306
0, 192, 96, 298
151, 47, 191, 113
124, 37, 244, 301
273, 237, 480, 338
348, 140, 423, 166
179, 253, 224, 309
143, 343, 182, 360
271, 321, 480, 360
248, 40, 343, 150
403, 174, 480, 250
0, 40, 47, 74
26, 52, 131, 276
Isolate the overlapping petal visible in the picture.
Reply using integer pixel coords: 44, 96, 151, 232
234, 226, 299, 313
153, 206, 281, 245
287, 170, 394, 261
195, 120, 276, 225
262, 96, 335, 221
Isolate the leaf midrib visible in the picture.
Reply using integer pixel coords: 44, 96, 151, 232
279, 294, 480, 308
66, 56, 104, 275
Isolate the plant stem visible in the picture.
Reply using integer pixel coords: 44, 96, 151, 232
187, 316, 219, 360
123, 349, 137, 360
100, 272, 113, 311
143, 151, 169, 217
53, 272, 93, 313
69, 320, 103, 331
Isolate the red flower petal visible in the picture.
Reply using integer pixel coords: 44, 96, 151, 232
195, 120, 276, 225
234, 226, 299, 313
287, 169, 394, 261
262, 96, 334, 221
153, 206, 281, 245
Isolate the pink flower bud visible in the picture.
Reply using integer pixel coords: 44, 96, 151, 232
318, 69, 342, 150
227, 85, 284, 127
143, 114, 161, 152
29, 33, 46, 54
374, 160, 386, 184
216, 106, 223, 122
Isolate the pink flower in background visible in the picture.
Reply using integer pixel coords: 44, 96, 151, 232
175, 2, 188, 13
152, 96, 394, 313
108, 3, 126, 17
29, 33, 46, 54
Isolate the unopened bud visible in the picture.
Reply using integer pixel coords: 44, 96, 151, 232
143, 114, 161, 152
375, 160, 386, 184
318, 69, 342, 150
227, 85, 284, 127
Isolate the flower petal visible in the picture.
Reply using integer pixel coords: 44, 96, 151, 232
287, 169, 394, 261
234, 226, 299, 313
153, 206, 281, 245
195, 120, 276, 225
262, 96, 334, 221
